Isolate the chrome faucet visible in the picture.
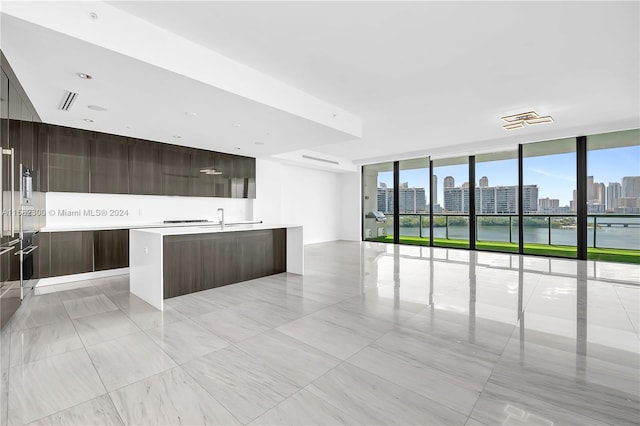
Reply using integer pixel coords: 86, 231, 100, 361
217, 208, 225, 229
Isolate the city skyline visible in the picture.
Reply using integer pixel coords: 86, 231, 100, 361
378, 145, 640, 207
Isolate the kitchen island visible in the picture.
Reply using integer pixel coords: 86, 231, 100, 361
129, 224, 303, 310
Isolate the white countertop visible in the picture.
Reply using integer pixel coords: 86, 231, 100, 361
133, 223, 300, 236
40, 220, 261, 233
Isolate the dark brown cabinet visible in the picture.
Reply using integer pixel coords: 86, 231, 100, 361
129, 139, 162, 195
49, 231, 94, 276
46, 126, 91, 192
91, 133, 129, 194
94, 229, 129, 271
232, 156, 256, 199
161, 144, 192, 196
33, 232, 51, 279
163, 229, 286, 299
190, 148, 216, 197
213, 152, 234, 198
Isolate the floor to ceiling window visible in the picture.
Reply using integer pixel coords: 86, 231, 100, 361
522, 138, 577, 258
360, 129, 639, 264
432, 156, 470, 249
398, 158, 430, 245
587, 129, 640, 263
362, 162, 394, 241
474, 151, 519, 253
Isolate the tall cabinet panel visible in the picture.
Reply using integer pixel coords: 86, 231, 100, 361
161, 144, 192, 196
46, 125, 91, 192
129, 139, 162, 195
213, 152, 233, 198
91, 133, 129, 194
190, 148, 216, 197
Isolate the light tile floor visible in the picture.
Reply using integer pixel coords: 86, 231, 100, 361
1, 241, 638, 425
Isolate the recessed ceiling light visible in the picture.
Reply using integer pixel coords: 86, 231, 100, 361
88, 105, 107, 111
172, 135, 181, 139
501, 110, 553, 130
234, 147, 241, 150
83, 118, 94, 123
89, 12, 98, 21
185, 112, 198, 117
232, 123, 241, 128
254, 141, 264, 145
78, 73, 93, 80
125, 125, 132, 129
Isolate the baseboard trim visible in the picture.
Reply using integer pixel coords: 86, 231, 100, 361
36, 268, 130, 289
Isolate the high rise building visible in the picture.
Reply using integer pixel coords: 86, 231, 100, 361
377, 185, 426, 213
607, 182, 622, 212
443, 176, 455, 189
431, 175, 437, 206
479, 176, 489, 187
398, 187, 427, 213
587, 176, 595, 201
445, 183, 538, 213
622, 176, 640, 197
539, 197, 560, 212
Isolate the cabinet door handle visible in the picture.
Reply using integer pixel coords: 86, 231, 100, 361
0, 245, 16, 256
15, 245, 38, 256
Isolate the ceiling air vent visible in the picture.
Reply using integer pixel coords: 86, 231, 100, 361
58, 90, 79, 111
301, 154, 339, 165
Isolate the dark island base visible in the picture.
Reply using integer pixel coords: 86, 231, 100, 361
162, 228, 287, 299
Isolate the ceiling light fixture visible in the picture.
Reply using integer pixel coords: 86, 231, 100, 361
185, 112, 198, 117
232, 123, 241, 128
172, 135, 181, 139
89, 12, 98, 21
83, 118, 94, 123
501, 110, 553, 130
88, 105, 107, 111
78, 73, 92, 80
254, 141, 264, 145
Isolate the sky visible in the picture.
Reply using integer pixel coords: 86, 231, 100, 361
377, 145, 640, 207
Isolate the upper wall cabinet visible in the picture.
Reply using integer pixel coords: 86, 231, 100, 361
91, 132, 129, 194
26, 122, 256, 198
190, 148, 216, 197
128, 138, 162, 195
161, 144, 192, 196
46, 125, 91, 193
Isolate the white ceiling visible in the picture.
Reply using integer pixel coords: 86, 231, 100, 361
2, 1, 639, 168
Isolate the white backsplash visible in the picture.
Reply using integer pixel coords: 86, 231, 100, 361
44, 192, 253, 229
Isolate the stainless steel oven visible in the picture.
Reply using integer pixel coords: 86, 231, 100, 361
17, 164, 38, 298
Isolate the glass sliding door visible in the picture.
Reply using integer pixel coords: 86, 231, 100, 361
587, 129, 640, 263
432, 156, 469, 249
522, 138, 577, 258
475, 150, 519, 253
362, 162, 394, 242
398, 158, 430, 245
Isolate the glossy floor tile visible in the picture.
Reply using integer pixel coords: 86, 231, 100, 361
73, 310, 140, 347
86, 332, 176, 391
62, 294, 118, 320
109, 367, 239, 425
182, 346, 300, 424
7, 349, 105, 425
145, 319, 230, 364
26, 394, 123, 426
2, 241, 638, 425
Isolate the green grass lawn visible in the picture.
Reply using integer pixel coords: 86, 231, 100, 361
369, 235, 640, 264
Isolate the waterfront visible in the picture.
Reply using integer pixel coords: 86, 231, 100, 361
391, 218, 640, 250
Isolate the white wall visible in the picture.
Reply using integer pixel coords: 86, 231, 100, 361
339, 171, 361, 241
45, 192, 252, 229
254, 158, 343, 244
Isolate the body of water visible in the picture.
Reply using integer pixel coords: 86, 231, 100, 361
388, 218, 640, 250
